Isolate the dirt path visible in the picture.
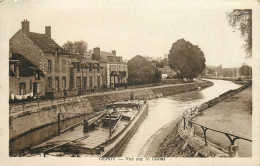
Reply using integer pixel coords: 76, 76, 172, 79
193, 86, 252, 157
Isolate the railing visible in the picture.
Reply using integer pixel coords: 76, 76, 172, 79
9, 96, 80, 115
9, 82, 166, 115
182, 107, 252, 156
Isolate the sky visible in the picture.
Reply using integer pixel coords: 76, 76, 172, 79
0, 0, 256, 67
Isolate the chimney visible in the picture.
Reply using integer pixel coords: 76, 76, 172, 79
93, 47, 100, 61
45, 26, 51, 38
21, 19, 30, 35
112, 50, 116, 56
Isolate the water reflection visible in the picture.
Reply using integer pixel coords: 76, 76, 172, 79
121, 79, 241, 156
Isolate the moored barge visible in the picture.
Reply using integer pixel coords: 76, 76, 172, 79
28, 100, 148, 157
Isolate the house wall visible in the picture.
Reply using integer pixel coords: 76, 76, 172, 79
70, 67, 103, 91
107, 63, 128, 87
9, 75, 46, 98
44, 54, 70, 93
10, 30, 71, 98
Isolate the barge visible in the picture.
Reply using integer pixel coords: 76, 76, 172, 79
28, 100, 148, 157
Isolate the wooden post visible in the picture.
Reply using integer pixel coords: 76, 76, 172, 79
58, 113, 61, 136
83, 120, 88, 133
109, 113, 112, 138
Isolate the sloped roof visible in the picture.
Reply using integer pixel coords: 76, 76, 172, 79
10, 53, 44, 77
69, 53, 100, 63
27, 32, 68, 55
99, 51, 125, 64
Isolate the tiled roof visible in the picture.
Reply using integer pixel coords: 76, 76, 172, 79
69, 53, 100, 63
10, 53, 44, 77
100, 51, 123, 64
27, 32, 68, 55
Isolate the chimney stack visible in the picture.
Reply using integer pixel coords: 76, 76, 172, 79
21, 19, 30, 35
45, 26, 51, 38
112, 50, 116, 56
92, 47, 101, 61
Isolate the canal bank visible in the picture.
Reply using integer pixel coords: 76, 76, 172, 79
145, 83, 251, 157
9, 80, 212, 156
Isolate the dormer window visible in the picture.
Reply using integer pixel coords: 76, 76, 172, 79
76, 62, 80, 72
16, 65, 21, 78
97, 64, 100, 72
55, 49, 59, 58
35, 71, 40, 80
47, 59, 52, 71
89, 63, 92, 72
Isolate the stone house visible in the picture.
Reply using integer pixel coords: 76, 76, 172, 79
92, 47, 128, 88
9, 53, 45, 101
68, 53, 103, 94
10, 19, 71, 98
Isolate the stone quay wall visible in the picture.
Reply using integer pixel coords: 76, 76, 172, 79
9, 80, 213, 155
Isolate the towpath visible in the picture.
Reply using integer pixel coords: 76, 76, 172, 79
10, 80, 204, 116
193, 86, 252, 157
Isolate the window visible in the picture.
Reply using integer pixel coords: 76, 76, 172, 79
47, 60, 52, 71
89, 63, 92, 72
55, 77, 59, 91
89, 76, 92, 87
62, 60, 66, 73
35, 71, 40, 80
19, 82, 26, 95
55, 59, 59, 72
62, 77, 66, 90
30, 80, 32, 91
47, 77, 52, 88
76, 76, 81, 89
76, 62, 80, 72
97, 75, 100, 88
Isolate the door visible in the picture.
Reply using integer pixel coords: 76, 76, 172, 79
33, 82, 37, 96
84, 77, 87, 90
55, 77, 59, 91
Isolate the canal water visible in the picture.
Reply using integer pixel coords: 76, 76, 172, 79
121, 79, 241, 156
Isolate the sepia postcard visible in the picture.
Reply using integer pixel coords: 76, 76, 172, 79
0, 0, 259, 165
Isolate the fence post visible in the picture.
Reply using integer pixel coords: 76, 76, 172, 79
37, 100, 40, 109
228, 145, 239, 157
57, 113, 61, 136
201, 126, 208, 146
183, 117, 186, 130
22, 103, 25, 111
9, 106, 12, 114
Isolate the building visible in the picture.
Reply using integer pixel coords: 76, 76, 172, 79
92, 47, 128, 88
9, 53, 45, 101
68, 53, 103, 94
10, 19, 71, 98
157, 65, 176, 79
